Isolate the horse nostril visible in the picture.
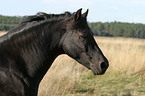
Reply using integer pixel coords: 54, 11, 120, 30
100, 62, 108, 72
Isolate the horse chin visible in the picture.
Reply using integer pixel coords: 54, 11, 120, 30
91, 68, 104, 75
91, 70, 99, 75
82, 63, 101, 75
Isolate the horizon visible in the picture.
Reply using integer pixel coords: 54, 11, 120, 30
1, 14, 145, 25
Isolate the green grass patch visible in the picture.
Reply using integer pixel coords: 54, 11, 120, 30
70, 72, 145, 96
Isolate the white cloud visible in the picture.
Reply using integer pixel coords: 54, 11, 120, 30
42, 0, 92, 5
41, 0, 93, 14
132, 0, 145, 6
40, 0, 145, 23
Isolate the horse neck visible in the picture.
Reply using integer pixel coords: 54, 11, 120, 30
8, 21, 65, 83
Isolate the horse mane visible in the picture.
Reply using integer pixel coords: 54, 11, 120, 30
6, 11, 74, 38
20, 11, 72, 24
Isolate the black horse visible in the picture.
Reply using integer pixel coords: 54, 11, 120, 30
0, 9, 109, 96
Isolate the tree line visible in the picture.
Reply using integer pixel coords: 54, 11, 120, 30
0, 15, 145, 39
89, 22, 145, 39
0, 15, 21, 31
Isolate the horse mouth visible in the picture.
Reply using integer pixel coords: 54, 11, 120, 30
91, 69, 104, 75
91, 69, 100, 75
90, 65, 104, 75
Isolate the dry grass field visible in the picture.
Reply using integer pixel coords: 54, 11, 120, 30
0, 31, 7, 36
38, 37, 145, 96
0, 32, 144, 96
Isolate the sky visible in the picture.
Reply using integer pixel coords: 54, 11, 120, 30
1, 0, 145, 23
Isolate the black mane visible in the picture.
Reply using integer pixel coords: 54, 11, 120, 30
20, 11, 72, 24
7, 11, 73, 38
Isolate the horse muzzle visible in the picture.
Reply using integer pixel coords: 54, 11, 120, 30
90, 62, 109, 75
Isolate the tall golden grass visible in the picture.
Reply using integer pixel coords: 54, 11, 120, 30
0, 31, 7, 36
96, 37, 145, 75
38, 37, 145, 96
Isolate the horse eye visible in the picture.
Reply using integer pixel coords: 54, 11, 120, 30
81, 34, 87, 38
78, 32, 87, 38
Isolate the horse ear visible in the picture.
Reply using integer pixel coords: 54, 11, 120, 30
82, 9, 89, 18
74, 8, 82, 21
